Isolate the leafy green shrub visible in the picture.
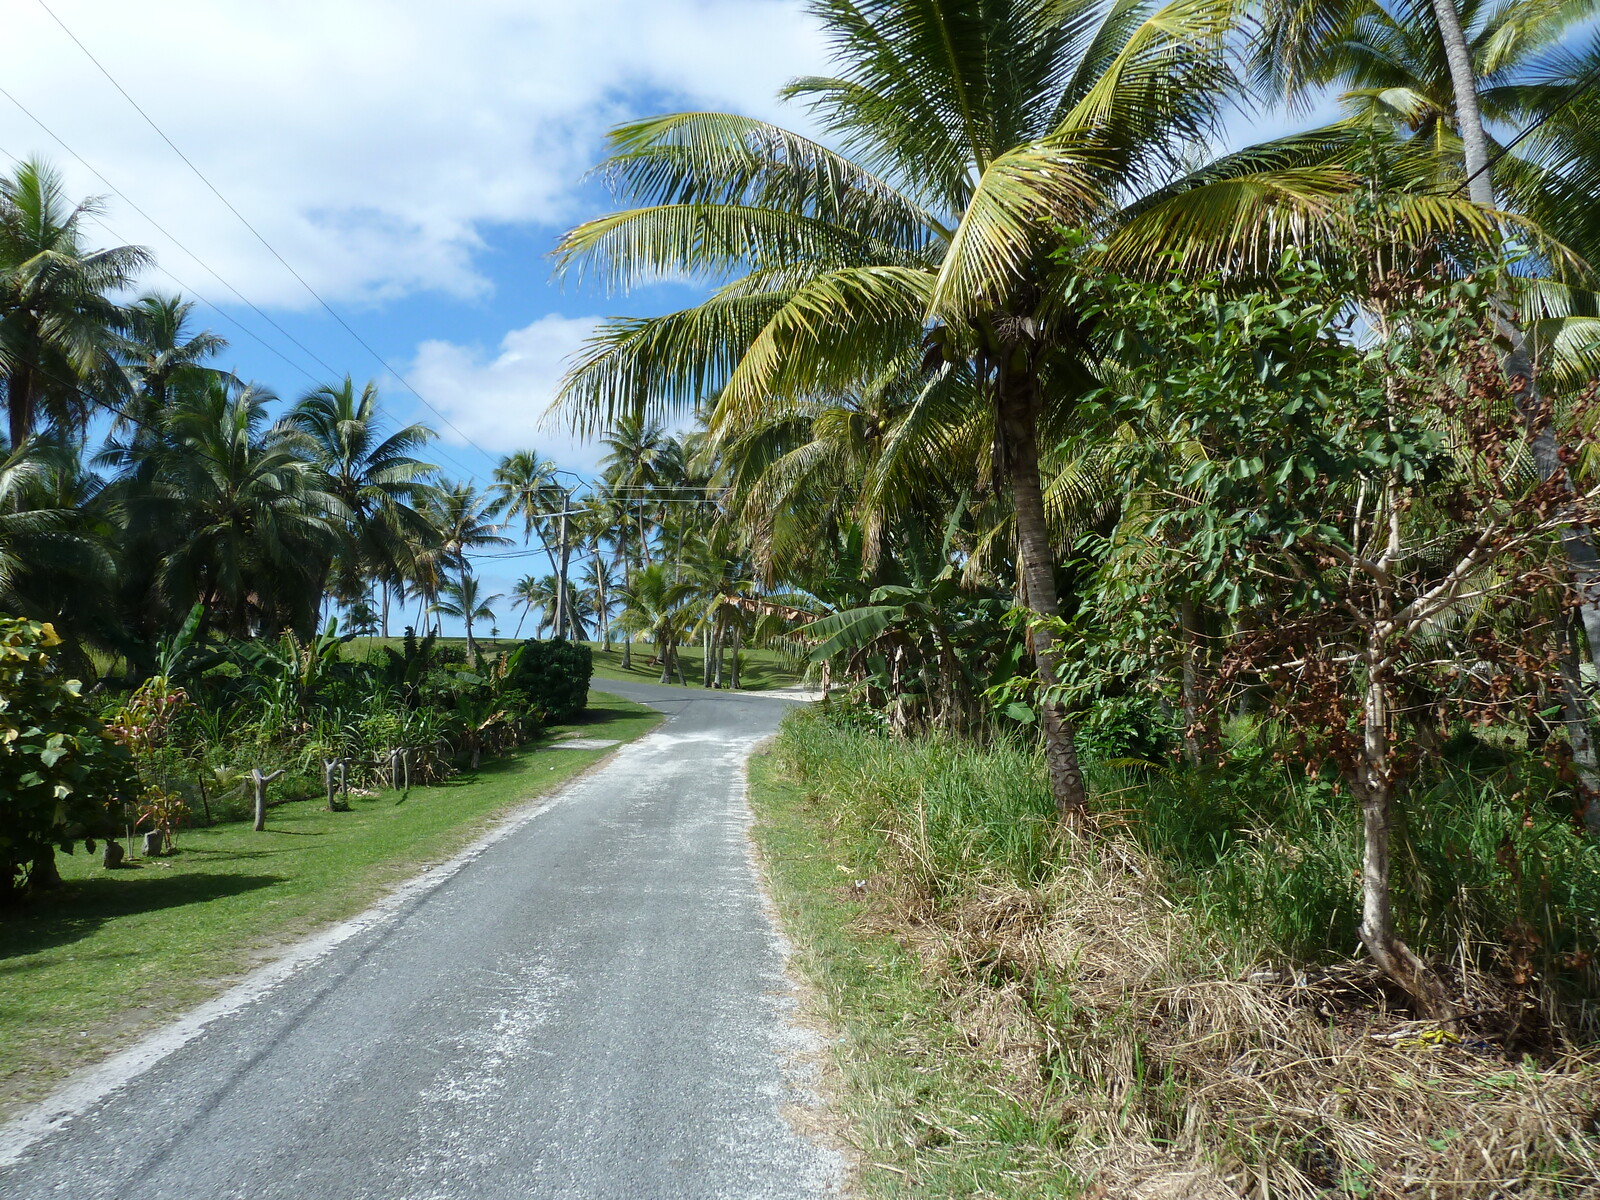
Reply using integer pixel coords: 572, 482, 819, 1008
506, 640, 593, 723
0, 617, 139, 897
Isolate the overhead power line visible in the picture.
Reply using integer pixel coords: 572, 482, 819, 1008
35, 0, 505, 469
0, 93, 484, 480
1451, 57, 1600, 197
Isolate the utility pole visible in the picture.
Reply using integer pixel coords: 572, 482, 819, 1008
554, 486, 571, 640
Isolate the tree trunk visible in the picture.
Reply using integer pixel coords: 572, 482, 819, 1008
1178, 598, 1205, 767
7, 363, 37, 447
1559, 615, 1600, 836
1431, 0, 1495, 208
730, 627, 741, 690
702, 623, 712, 688
28, 844, 62, 892
596, 552, 610, 650
1430, 4, 1600, 822
381, 583, 390, 639
658, 635, 672, 685
1354, 663, 1457, 1019
620, 555, 633, 669
996, 369, 1089, 820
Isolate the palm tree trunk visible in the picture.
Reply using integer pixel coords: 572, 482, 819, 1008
1430, 0, 1494, 208
1560, 616, 1600, 838
595, 547, 611, 650
997, 368, 1089, 820
7, 363, 37, 447
730, 625, 741, 690
1431, 0, 1600, 825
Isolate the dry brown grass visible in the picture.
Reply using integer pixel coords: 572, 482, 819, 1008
872, 839, 1600, 1198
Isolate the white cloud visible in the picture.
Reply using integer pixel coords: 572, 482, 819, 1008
0, 0, 827, 306
408, 313, 603, 469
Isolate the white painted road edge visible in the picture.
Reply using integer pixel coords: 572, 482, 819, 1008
0, 744, 631, 1170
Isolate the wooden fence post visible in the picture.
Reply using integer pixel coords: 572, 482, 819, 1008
251, 768, 285, 831
323, 758, 350, 811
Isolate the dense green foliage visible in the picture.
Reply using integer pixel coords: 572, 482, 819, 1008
0, 617, 135, 898
502, 639, 594, 724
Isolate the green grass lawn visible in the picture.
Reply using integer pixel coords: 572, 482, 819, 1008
580, 642, 805, 690
0, 690, 661, 1117
344, 635, 808, 692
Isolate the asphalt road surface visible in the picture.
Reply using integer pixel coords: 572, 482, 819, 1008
0, 681, 844, 1200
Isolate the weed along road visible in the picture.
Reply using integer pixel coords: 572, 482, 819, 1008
0, 682, 843, 1200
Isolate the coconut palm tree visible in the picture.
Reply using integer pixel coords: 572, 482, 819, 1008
0, 158, 149, 445
0, 437, 114, 648
489, 448, 563, 572
556, 0, 1456, 814
600, 415, 675, 571
510, 573, 548, 639
411, 481, 511, 629
117, 293, 229, 426
578, 541, 619, 650
616, 562, 695, 685
122, 378, 342, 637
281, 377, 438, 623
431, 572, 502, 660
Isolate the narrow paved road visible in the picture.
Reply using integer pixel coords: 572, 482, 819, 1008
0, 682, 843, 1200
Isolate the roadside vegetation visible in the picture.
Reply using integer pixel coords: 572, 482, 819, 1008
754, 710, 1600, 1196
347, 638, 807, 692
546, 0, 1600, 1193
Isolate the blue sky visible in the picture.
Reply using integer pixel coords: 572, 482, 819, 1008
1, 0, 834, 630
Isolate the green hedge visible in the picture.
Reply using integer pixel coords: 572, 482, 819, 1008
507, 640, 593, 724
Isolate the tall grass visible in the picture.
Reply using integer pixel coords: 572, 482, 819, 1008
764, 703, 1600, 1196
781, 707, 1058, 897
786, 704, 1600, 1030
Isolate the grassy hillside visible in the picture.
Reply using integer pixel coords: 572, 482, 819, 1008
345, 635, 807, 691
